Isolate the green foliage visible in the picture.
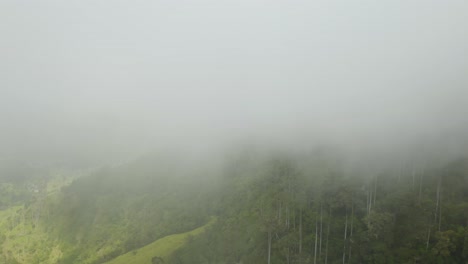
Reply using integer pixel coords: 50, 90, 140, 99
104, 217, 216, 264
1, 152, 467, 264
172, 155, 468, 264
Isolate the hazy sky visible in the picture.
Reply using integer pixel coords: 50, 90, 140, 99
1, 0, 468, 163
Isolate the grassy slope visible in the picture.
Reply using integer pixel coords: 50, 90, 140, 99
104, 216, 217, 264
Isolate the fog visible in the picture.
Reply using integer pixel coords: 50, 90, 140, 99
2, 0, 468, 165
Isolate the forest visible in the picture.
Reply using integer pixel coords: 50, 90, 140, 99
0, 148, 467, 264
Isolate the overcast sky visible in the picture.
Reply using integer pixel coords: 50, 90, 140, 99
1, 0, 468, 164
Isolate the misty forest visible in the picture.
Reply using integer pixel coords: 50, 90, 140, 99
1, 1, 468, 264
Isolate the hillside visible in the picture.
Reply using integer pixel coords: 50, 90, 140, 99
0, 152, 467, 264
170, 155, 468, 264
104, 216, 217, 264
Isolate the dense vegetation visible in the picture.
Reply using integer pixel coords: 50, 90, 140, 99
0, 149, 467, 263
172, 153, 468, 264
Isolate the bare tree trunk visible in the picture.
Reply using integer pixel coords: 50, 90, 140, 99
367, 185, 372, 226
426, 227, 431, 250
325, 207, 331, 264
418, 172, 423, 205
268, 230, 272, 264
373, 176, 377, 205
366, 190, 369, 215
299, 208, 302, 256
343, 212, 348, 264
437, 177, 443, 232
438, 192, 442, 231
435, 178, 441, 223
279, 201, 282, 225
349, 200, 354, 263
293, 210, 296, 230
314, 214, 318, 264
350, 201, 354, 237
319, 203, 323, 260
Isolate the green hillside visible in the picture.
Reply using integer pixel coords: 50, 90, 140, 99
1, 152, 467, 264
104, 216, 217, 264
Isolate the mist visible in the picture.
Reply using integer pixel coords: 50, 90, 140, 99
3, 2, 468, 263
2, 0, 468, 165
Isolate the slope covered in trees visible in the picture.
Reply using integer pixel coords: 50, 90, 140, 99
0, 149, 467, 264
171, 151, 468, 264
